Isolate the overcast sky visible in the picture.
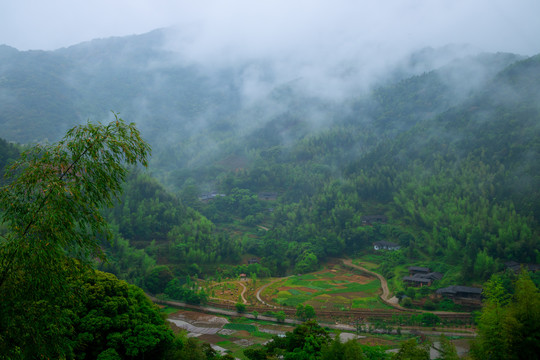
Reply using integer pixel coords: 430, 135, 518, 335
1, 0, 539, 57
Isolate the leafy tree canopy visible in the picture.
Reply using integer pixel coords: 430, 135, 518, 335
0, 116, 151, 358
471, 270, 540, 360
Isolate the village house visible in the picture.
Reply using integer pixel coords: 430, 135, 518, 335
505, 261, 540, 273
247, 258, 260, 265
373, 241, 400, 251
403, 275, 432, 287
403, 271, 443, 287
408, 266, 430, 275
436, 285, 483, 303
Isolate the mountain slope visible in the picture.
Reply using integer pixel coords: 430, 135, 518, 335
1, 30, 538, 281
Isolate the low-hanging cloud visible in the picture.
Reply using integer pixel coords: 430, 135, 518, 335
151, 0, 540, 100
164, 0, 539, 59
1, 0, 538, 192
2, 0, 539, 102
2, 0, 539, 56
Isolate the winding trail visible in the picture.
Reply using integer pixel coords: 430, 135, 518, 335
208, 280, 248, 304
255, 276, 291, 308
237, 281, 248, 304
341, 259, 475, 317
341, 259, 406, 310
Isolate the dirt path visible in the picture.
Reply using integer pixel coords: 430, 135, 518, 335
207, 280, 248, 304
237, 281, 248, 304
342, 259, 407, 310
341, 259, 474, 316
255, 276, 290, 308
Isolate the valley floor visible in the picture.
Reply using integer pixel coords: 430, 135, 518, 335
160, 306, 474, 359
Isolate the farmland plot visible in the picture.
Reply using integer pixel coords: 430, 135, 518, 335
261, 267, 392, 310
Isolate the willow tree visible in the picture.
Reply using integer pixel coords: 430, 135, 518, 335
0, 115, 151, 358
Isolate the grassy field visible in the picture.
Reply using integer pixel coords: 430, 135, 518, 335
159, 305, 183, 315
352, 256, 381, 271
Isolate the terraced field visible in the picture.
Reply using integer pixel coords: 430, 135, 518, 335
260, 266, 393, 311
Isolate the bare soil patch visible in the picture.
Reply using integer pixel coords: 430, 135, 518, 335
169, 309, 229, 326
235, 330, 252, 338
258, 324, 295, 333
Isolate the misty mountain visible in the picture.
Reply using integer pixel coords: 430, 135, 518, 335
0, 29, 518, 146
1, 28, 539, 281
341, 56, 540, 232
0, 30, 236, 144
0, 29, 536, 207
0, 45, 80, 142
0, 28, 536, 205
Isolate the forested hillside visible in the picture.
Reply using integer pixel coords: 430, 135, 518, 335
1, 30, 539, 288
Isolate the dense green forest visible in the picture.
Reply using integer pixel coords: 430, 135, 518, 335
1, 31, 539, 292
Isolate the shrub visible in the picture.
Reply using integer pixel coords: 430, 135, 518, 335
402, 297, 413, 308
423, 299, 436, 310
235, 302, 246, 313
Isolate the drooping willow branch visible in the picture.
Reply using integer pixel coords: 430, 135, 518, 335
0, 114, 150, 290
